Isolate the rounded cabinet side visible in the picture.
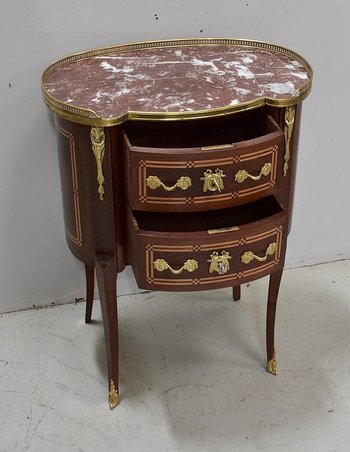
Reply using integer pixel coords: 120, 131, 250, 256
55, 116, 95, 266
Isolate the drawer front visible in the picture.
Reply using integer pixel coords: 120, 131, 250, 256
127, 211, 288, 291
123, 125, 284, 212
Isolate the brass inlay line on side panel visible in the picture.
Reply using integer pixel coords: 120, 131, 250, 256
70, 142, 82, 245
57, 123, 83, 247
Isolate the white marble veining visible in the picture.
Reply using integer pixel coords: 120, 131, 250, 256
0, 260, 349, 451
264, 81, 296, 95
44, 44, 311, 119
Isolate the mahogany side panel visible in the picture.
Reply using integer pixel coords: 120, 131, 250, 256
110, 126, 126, 272
56, 117, 95, 266
268, 104, 303, 234
55, 117, 126, 271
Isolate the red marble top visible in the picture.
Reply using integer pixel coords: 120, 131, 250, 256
42, 40, 312, 122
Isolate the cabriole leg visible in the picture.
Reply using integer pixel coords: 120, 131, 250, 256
266, 269, 283, 375
95, 253, 119, 409
85, 264, 94, 323
232, 285, 241, 301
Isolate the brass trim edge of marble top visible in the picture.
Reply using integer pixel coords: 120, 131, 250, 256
41, 37, 313, 127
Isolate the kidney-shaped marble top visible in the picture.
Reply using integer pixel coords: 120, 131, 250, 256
42, 39, 312, 125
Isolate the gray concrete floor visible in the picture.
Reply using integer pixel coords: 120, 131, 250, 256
1, 260, 350, 452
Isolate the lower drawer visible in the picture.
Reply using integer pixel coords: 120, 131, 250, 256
126, 197, 288, 291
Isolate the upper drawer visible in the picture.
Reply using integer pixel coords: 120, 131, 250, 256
122, 111, 284, 212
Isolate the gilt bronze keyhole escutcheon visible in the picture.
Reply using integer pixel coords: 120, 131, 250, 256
207, 250, 232, 275
201, 168, 226, 193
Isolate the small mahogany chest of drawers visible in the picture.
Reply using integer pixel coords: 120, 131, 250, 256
42, 38, 312, 409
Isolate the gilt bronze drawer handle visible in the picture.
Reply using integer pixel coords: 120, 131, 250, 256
201, 168, 226, 192
241, 242, 277, 265
207, 250, 232, 275
146, 175, 192, 191
153, 258, 199, 274
234, 162, 272, 184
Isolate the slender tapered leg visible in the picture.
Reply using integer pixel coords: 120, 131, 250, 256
85, 264, 95, 324
95, 253, 119, 409
266, 269, 283, 375
232, 285, 241, 301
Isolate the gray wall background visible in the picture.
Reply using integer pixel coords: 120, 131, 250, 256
1, 1, 348, 313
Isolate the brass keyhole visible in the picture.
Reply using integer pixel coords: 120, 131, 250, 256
201, 168, 226, 193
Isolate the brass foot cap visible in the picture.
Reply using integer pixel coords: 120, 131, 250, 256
267, 350, 277, 375
109, 380, 119, 410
